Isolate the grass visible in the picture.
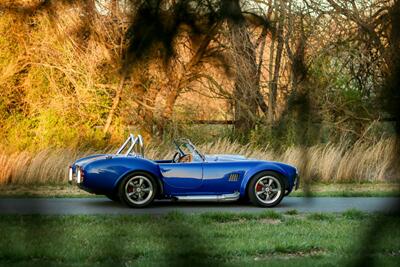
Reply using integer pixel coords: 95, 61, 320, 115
0, 137, 398, 189
342, 209, 368, 220
0, 185, 94, 198
0, 212, 399, 266
285, 209, 299, 215
290, 183, 400, 197
0, 183, 398, 198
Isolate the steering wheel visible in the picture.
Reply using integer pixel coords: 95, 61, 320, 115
172, 152, 182, 163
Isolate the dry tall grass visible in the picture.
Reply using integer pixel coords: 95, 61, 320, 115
0, 138, 398, 185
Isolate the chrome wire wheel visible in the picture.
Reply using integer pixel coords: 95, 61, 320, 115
124, 176, 153, 205
254, 176, 282, 204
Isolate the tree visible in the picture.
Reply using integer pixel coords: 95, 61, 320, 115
222, 0, 269, 139
123, 0, 270, 139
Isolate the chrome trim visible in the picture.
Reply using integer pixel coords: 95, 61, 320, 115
116, 134, 133, 154
76, 167, 82, 184
174, 138, 205, 162
125, 175, 153, 205
137, 134, 144, 157
186, 139, 205, 161
116, 133, 145, 157
174, 192, 240, 202
255, 176, 282, 204
68, 166, 73, 182
125, 135, 138, 156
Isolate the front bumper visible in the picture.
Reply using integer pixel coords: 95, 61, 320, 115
68, 165, 97, 194
68, 165, 83, 185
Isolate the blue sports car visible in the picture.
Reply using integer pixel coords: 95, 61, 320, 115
69, 134, 299, 208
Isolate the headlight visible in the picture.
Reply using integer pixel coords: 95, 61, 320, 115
68, 166, 73, 182
77, 167, 82, 183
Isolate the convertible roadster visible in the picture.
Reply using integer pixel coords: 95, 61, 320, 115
69, 134, 299, 208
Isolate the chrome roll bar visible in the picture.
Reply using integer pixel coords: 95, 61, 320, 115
116, 133, 145, 157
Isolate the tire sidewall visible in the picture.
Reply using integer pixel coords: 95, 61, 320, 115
247, 171, 285, 207
118, 172, 157, 208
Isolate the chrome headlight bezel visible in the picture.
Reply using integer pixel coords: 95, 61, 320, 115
76, 167, 82, 184
68, 166, 73, 183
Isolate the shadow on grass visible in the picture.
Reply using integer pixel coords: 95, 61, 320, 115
12, 212, 223, 267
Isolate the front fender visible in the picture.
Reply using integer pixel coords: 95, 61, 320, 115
239, 163, 290, 196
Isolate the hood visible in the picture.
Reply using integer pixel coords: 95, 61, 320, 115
204, 154, 248, 162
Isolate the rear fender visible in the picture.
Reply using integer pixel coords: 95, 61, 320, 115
239, 163, 289, 196
111, 158, 163, 195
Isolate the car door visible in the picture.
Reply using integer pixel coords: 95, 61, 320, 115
201, 161, 248, 194
159, 162, 203, 192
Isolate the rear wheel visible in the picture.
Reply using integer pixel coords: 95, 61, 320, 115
118, 172, 157, 208
248, 171, 285, 207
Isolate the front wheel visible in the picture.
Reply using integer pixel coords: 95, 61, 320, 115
248, 171, 285, 207
118, 172, 157, 208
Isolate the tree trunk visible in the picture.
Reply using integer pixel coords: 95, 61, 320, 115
159, 78, 181, 135
138, 84, 159, 140
256, 26, 269, 115
110, 0, 119, 17
163, 84, 180, 122
103, 74, 126, 134
223, 0, 261, 139
385, 1, 400, 141
268, 21, 276, 122
286, 16, 311, 146
85, 0, 96, 16
268, 0, 285, 123
158, 24, 218, 135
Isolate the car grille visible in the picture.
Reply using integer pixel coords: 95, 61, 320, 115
228, 173, 240, 182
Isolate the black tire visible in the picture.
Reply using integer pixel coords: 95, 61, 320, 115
105, 194, 120, 202
118, 172, 157, 208
247, 171, 285, 207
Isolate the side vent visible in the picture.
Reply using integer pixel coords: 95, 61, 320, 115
228, 173, 240, 182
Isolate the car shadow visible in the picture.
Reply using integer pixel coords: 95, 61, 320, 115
84, 198, 298, 210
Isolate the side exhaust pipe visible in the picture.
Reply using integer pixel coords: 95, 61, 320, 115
174, 192, 240, 202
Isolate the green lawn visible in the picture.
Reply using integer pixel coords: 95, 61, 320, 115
0, 211, 399, 266
290, 183, 400, 197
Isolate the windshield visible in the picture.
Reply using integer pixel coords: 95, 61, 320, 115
174, 139, 204, 162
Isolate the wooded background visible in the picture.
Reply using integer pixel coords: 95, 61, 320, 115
0, 0, 399, 151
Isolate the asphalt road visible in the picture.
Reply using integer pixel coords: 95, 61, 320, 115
0, 197, 398, 215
